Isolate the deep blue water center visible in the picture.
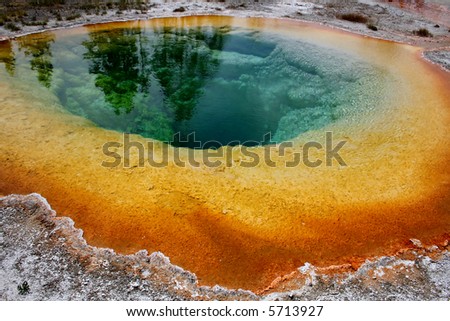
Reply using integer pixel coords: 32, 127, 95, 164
4, 24, 383, 148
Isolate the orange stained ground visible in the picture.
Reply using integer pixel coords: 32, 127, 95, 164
1, 16, 450, 292
377, 0, 450, 27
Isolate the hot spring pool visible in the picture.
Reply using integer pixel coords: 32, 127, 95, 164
2, 19, 388, 148
1, 16, 449, 291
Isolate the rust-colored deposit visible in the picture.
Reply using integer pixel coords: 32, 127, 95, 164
1, 17, 450, 292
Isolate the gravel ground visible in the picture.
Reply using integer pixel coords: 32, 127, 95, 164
424, 49, 450, 71
1, 194, 449, 300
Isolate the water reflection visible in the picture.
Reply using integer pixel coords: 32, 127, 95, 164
83, 28, 151, 115
17, 34, 54, 88
78, 25, 228, 144
0, 41, 15, 76
150, 26, 226, 122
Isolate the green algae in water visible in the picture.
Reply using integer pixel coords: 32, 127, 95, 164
0, 25, 388, 148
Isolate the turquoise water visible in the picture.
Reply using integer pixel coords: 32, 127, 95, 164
0, 24, 386, 148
